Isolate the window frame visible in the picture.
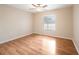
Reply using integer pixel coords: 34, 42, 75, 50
43, 15, 56, 32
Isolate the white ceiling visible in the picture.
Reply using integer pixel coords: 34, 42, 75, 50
7, 4, 72, 13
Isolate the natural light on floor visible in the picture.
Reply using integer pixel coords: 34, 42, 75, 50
42, 38, 56, 54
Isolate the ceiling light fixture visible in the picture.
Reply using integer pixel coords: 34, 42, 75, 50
32, 4, 47, 8
32, 4, 47, 11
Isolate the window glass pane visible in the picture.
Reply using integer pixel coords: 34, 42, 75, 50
44, 15, 56, 24
44, 24, 47, 30
43, 15, 56, 32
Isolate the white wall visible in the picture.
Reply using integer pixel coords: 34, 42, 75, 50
0, 5, 74, 44
73, 5, 79, 54
33, 6, 73, 39
0, 5, 32, 43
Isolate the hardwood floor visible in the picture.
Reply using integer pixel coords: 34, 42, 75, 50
0, 34, 78, 55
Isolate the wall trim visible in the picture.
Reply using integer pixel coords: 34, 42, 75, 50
72, 39, 79, 54
33, 33, 72, 40
53, 36, 72, 40
0, 33, 32, 44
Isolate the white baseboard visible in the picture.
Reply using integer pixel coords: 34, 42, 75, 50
53, 36, 72, 40
33, 32, 72, 40
72, 39, 79, 54
0, 33, 32, 44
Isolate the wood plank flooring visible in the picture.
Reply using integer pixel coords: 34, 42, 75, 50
0, 34, 78, 55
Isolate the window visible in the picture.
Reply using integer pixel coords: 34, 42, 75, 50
44, 24, 55, 31
44, 15, 56, 32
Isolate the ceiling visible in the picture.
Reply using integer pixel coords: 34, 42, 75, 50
8, 4, 72, 13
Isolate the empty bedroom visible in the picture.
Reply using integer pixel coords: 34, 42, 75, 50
0, 4, 79, 55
